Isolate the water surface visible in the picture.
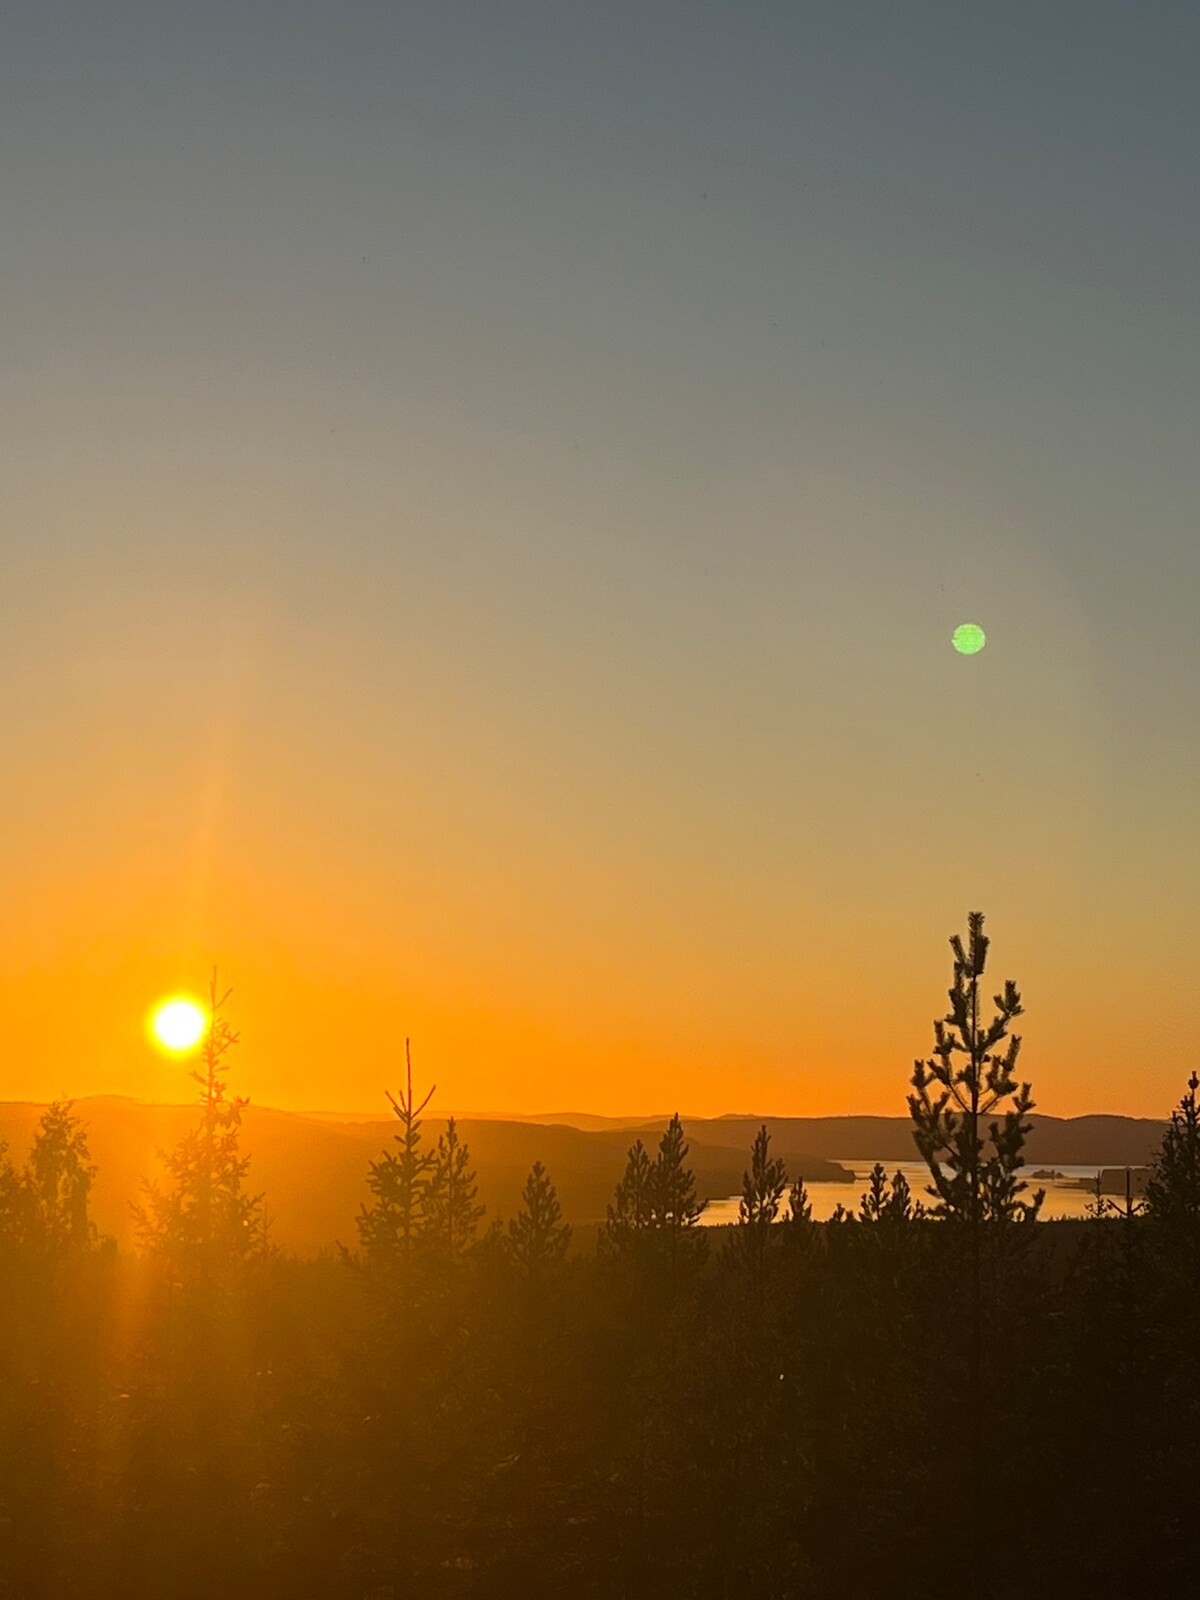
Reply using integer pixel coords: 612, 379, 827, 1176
700, 1160, 1109, 1224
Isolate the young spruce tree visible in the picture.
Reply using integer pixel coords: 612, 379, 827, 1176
133, 972, 266, 1283
601, 1145, 659, 1254
908, 912, 1043, 1227
1144, 1071, 1200, 1233
424, 1115, 485, 1262
907, 911, 1042, 1573
22, 1100, 97, 1260
604, 1117, 707, 1271
1144, 1069, 1200, 1316
507, 1161, 571, 1280
0, 1143, 22, 1250
602, 1138, 655, 1257
649, 1113, 706, 1273
735, 1124, 788, 1274
1141, 1069, 1200, 1577
857, 1163, 922, 1226
356, 1038, 436, 1272
787, 1176, 812, 1224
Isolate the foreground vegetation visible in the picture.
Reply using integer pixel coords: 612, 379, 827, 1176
2, 917, 1199, 1598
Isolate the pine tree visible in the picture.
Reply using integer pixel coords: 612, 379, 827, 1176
858, 1164, 922, 1226
507, 1162, 571, 1279
424, 1116, 485, 1261
1134, 1070, 1200, 1582
602, 1138, 655, 1256
649, 1113, 706, 1272
1144, 1071, 1200, 1327
787, 1176, 812, 1225
603, 1119, 705, 1264
739, 1126, 788, 1228
781, 1177, 817, 1269
735, 1125, 788, 1273
908, 912, 1043, 1227
132, 971, 266, 1283
858, 1163, 889, 1223
907, 912, 1041, 1574
886, 1168, 920, 1221
22, 1100, 96, 1259
1144, 1070, 1200, 1232
356, 1038, 436, 1271
0, 1142, 27, 1250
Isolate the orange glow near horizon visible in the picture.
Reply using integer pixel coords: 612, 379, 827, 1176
0, 523, 1194, 1124
0, 825, 1192, 1121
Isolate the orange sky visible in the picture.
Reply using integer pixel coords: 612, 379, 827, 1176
2, 474, 1195, 1119
2, 419, 1194, 1121
1, 859, 1188, 1120
1, 625, 1191, 1121
4, 9, 1199, 1120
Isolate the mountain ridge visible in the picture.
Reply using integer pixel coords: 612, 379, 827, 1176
0, 1097, 855, 1255
1, 1098, 1169, 1257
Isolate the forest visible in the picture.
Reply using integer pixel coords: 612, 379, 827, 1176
2, 915, 1199, 1599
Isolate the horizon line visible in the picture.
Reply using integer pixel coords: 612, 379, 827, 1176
0, 1093, 1170, 1125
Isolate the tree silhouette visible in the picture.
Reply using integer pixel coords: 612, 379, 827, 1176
649, 1113, 706, 1273
602, 1138, 655, 1256
787, 1176, 812, 1225
907, 911, 1042, 1583
507, 1161, 571, 1279
132, 971, 265, 1283
1144, 1070, 1200, 1344
603, 1118, 706, 1270
1145, 1070, 1200, 1234
356, 1038, 436, 1271
0, 1142, 27, 1251
21, 1100, 96, 1260
908, 912, 1042, 1228
424, 1115, 485, 1261
739, 1125, 788, 1228
735, 1124, 787, 1274
858, 1163, 922, 1226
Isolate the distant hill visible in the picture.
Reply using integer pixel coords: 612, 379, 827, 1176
415, 1110, 1168, 1166
296, 1109, 687, 1130
696, 1114, 1167, 1167
0, 1100, 1166, 1257
0, 1098, 850, 1256
441, 1110, 689, 1132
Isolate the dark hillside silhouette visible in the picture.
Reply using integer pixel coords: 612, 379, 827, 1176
697, 1111, 1167, 1166
0, 1097, 1164, 1253
0, 1100, 853, 1253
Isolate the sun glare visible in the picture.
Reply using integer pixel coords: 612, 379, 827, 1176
150, 996, 207, 1054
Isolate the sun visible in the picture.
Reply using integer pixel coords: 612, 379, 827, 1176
149, 996, 208, 1054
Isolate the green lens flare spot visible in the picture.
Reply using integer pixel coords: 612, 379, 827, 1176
952, 622, 986, 655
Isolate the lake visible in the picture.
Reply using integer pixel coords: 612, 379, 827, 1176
700, 1160, 1111, 1224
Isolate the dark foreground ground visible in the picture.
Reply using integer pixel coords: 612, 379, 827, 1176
3, 1212, 1198, 1600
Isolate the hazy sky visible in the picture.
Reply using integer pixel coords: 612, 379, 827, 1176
3, 2, 1198, 1117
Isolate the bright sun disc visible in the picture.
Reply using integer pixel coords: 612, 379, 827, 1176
150, 997, 207, 1053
